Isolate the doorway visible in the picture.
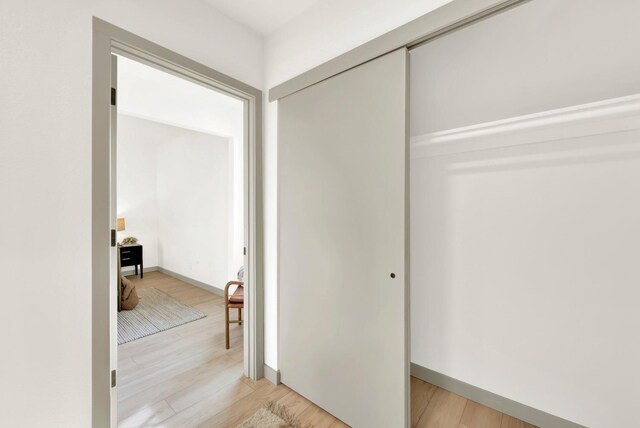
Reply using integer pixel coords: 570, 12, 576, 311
113, 53, 248, 426
92, 18, 263, 428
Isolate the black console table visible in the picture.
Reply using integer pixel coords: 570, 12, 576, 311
119, 244, 143, 278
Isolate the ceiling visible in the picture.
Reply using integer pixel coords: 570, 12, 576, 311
117, 55, 244, 138
202, 0, 320, 35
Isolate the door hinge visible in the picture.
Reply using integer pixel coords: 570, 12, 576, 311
111, 229, 116, 247
111, 370, 117, 388
111, 87, 116, 106
243, 247, 247, 256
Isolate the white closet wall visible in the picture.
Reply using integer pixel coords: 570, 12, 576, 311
410, 1, 640, 427
411, 0, 640, 135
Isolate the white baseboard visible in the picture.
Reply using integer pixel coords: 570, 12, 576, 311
263, 364, 281, 385
156, 267, 224, 297
411, 363, 586, 428
122, 266, 158, 276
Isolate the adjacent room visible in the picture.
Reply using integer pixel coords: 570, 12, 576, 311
113, 55, 248, 426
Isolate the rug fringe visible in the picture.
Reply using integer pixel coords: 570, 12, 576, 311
264, 401, 313, 428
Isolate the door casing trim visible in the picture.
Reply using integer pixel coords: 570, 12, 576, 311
92, 17, 264, 428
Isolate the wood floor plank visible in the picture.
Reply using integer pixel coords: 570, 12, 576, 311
123, 317, 240, 368
195, 382, 291, 427
297, 404, 339, 428
276, 390, 314, 417
118, 355, 239, 418
118, 272, 535, 428
500, 414, 538, 428
411, 376, 438, 426
328, 418, 350, 427
118, 335, 242, 388
459, 400, 503, 428
159, 379, 254, 428
192, 298, 225, 314
118, 399, 175, 427
165, 357, 246, 413
238, 375, 273, 392
118, 356, 138, 373
416, 387, 468, 428
126, 324, 238, 370
119, 347, 234, 397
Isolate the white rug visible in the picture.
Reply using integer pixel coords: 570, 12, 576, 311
118, 288, 206, 345
238, 401, 311, 428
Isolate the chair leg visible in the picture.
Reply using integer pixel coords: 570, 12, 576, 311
238, 308, 242, 325
225, 304, 230, 349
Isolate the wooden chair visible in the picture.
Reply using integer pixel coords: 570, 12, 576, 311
224, 280, 244, 349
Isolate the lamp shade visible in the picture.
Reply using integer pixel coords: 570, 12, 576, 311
116, 217, 126, 231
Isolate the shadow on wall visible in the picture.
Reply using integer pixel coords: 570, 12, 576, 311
410, 97, 640, 425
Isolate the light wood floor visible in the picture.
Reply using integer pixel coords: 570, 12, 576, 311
118, 271, 536, 428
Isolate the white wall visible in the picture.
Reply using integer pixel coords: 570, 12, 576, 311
262, 0, 453, 370
118, 114, 232, 290
410, 1, 640, 426
0, 1, 261, 426
264, 0, 451, 87
156, 124, 231, 289
410, 0, 640, 135
118, 56, 245, 282
411, 101, 640, 428
117, 115, 161, 270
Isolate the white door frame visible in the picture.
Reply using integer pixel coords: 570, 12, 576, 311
92, 17, 264, 428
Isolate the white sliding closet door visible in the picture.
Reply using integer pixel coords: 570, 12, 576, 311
278, 48, 409, 427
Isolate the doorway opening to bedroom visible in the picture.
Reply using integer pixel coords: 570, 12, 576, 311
113, 54, 248, 426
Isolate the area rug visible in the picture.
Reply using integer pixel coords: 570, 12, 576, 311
117, 288, 206, 345
238, 401, 311, 428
